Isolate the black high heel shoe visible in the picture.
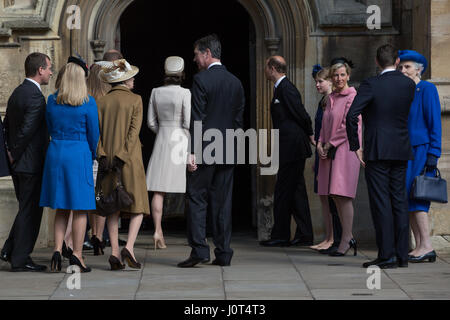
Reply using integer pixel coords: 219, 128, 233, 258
62, 241, 73, 259
121, 248, 141, 269
329, 239, 357, 256
69, 254, 91, 273
108, 255, 125, 271
50, 251, 62, 272
91, 235, 105, 256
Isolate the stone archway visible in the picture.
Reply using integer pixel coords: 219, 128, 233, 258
64, 0, 311, 240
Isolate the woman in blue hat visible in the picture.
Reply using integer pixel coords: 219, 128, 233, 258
398, 50, 442, 263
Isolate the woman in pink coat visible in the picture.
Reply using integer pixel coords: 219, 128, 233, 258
317, 60, 363, 257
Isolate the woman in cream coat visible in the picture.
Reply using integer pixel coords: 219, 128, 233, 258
146, 56, 191, 249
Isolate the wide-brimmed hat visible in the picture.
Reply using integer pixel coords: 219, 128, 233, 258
97, 59, 139, 83
398, 50, 427, 75
165, 56, 184, 76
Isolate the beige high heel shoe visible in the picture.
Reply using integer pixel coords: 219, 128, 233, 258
153, 233, 167, 250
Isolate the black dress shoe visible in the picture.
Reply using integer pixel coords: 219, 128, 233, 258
11, 262, 47, 272
362, 257, 397, 269
177, 256, 210, 268
290, 239, 314, 246
409, 250, 437, 263
259, 239, 291, 247
0, 251, 9, 262
83, 240, 94, 251
211, 259, 231, 267
398, 259, 408, 268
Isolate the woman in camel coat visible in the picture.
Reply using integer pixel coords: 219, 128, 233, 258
97, 59, 150, 270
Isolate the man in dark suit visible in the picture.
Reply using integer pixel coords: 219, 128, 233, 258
0, 52, 52, 271
178, 34, 245, 267
346, 44, 416, 269
260, 56, 315, 247
0, 118, 10, 177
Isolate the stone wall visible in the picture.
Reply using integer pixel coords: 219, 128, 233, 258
0, 0, 448, 248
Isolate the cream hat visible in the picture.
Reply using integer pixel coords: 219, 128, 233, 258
97, 59, 139, 83
165, 56, 184, 76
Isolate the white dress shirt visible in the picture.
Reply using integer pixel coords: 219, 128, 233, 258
208, 62, 222, 69
274, 75, 286, 89
380, 68, 396, 75
25, 78, 42, 92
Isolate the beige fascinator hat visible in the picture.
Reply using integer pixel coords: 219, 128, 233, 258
165, 56, 184, 76
97, 59, 139, 83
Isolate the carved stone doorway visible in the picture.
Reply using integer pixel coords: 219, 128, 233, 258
118, 0, 257, 232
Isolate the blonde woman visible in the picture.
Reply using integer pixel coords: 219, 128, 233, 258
86, 63, 111, 256
40, 57, 99, 272
317, 59, 362, 257
310, 66, 342, 254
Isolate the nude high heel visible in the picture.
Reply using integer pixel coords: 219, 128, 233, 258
153, 233, 167, 250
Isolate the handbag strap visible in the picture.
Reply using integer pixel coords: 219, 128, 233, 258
421, 166, 441, 178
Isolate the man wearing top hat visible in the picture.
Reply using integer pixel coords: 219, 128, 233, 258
1, 52, 52, 271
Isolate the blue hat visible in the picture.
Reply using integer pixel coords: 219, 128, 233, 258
398, 50, 427, 75
312, 64, 322, 78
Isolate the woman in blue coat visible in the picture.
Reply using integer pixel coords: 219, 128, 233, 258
398, 50, 442, 263
40, 57, 99, 272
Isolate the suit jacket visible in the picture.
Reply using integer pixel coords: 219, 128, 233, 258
4, 79, 49, 174
189, 64, 245, 165
0, 117, 10, 177
271, 77, 313, 164
346, 70, 416, 161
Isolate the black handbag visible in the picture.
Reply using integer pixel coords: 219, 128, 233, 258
95, 163, 134, 217
410, 167, 448, 203
327, 145, 337, 160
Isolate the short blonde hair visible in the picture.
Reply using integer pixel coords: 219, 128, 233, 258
330, 62, 351, 78
56, 63, 89, 106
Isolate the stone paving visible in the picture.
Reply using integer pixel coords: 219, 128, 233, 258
0, 233, 450, 300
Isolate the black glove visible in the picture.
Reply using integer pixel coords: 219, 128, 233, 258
425, 154, 438, 172
112, 156, 125, 170
98, 156, 109, 172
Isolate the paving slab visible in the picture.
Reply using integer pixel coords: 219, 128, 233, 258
0, 233, 450, 300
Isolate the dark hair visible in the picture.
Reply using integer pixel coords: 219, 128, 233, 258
194, 34, 221, 59
25, 52, 50, 77
267, 56, 287, 74
376, 44, 398, 69
102, 50, 123, 62
164, 74, 184, 86
330, 57, 355, 69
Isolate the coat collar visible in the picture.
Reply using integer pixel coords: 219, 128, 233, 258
109, 85, 132, 94
333, 86, 356, 96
